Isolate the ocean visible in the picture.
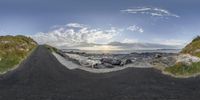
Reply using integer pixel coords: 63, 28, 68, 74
61, 49, 181, 54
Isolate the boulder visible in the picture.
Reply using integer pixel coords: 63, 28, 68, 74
155, 54, 162, 58
79, 59, 101, 68
94, 64, 106, 69
103, 63, 114, 68
176, 54, 200, 65
120, 59, 132, 66
79, 60, 91, 67
100, 58, 121, 65
150, 55, 177, 68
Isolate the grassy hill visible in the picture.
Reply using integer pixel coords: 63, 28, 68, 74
0, 35, 37, 73
181, 36, 200, 57
165, 36, 200, 77
44, 44, 58, 53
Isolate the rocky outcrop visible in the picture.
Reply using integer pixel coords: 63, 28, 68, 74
100, 58, 121, 65
120, 59, 132, 66
79, 59, 101, 68
64, 53, 134, 69
151, 53, 200, 68
150, 55, 177, 69
176, 54, 200, 65
61, 50, 179, 69
65, 53, 101, 68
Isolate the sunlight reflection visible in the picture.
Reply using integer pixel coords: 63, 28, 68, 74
78, 45, 122, 51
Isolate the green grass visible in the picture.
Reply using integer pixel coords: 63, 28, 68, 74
0, 55, 21, 72
44, 44, 58, 53
181, 36, 200, 57
0, 35, 37, 73
165, 36, 200, 77
165, 62, 200, 76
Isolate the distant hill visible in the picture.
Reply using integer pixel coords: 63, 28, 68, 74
108, 42, 181, 50
59, 41, 182, 50
181, 36, 200, 57
0, 35, 37, 73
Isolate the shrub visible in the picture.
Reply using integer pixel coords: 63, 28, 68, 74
165, 62, 200, 76
0, 35, 37, 73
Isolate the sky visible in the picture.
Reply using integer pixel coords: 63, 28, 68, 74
0, 0, 200, 49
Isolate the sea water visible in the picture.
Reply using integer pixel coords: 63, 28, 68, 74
61, 49, 181, 54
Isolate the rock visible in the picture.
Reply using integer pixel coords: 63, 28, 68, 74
79, 52, 86, 55
100, 58, 121, 65
120, 59, 132, 66
155, 54, 162, 58
103, 63, 114, 68
162, 56, 177, 66
195, 49, 200, 53
150, 55, 177, 68
125, 59, 132, 64
69, 51, 74, 53
94, 64, 106, 69
176, 54, 200, 65
79, 60, 91, 67
57, 51, 66, 57
79, 59, 101, 68
112, 59, 121, 65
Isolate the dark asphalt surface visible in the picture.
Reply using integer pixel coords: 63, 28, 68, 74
0, 45, 200, 100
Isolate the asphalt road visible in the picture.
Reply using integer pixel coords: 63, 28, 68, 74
0, 45, 200, 100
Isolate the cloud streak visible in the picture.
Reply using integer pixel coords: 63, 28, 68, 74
127, 25, 144, 33
121, 7, 180, 18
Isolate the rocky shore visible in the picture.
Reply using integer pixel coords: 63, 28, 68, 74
57, 50, 178, 70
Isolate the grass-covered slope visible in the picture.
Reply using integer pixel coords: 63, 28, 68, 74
165, 62, 200, 76
0, 35, 37, 73
181, 36, 200, 57
165, 36, 200, 77
44, 44, 58, 53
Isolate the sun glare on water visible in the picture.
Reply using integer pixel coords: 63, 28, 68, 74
78, 45, 122, 51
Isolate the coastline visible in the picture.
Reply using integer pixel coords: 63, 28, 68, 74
52, 49, 200, 78
52, 52, 153, 73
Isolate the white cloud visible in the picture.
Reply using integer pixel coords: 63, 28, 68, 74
31, 23, 120, 47
122, 38, 139, 43
121, 7, 180, 18
65, 23, 86, 28
127, 25, 144, 33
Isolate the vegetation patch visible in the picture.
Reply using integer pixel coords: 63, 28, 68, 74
181, 36, 200, 57
165, 62, 200, 76
164, 36, 200, 77
0, 35, 37, 73
44, 45, 58, 53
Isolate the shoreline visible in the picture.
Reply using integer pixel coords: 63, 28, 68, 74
53, 50, 200, 78
52, 52, 153, 73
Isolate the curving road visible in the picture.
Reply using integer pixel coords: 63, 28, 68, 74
0, 45, 200, 100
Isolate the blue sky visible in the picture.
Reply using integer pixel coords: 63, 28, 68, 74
0, 0, 200, 47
